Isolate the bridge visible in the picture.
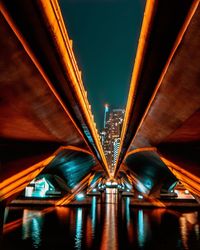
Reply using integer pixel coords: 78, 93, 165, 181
115, 0, 200, 201
0, 0, 200, 229
0, 0, 109, 211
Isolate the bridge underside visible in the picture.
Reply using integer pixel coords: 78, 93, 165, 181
0, 0, 108, 207
116, 0, 200, 199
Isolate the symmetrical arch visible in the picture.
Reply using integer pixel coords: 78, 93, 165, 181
0, 0, 200, 210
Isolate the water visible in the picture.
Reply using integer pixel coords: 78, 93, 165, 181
1, 197, 200, 250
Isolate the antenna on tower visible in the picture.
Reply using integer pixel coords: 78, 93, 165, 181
104, 103, 109, 129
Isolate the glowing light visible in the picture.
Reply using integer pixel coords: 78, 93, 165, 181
126, 197, 130, 224
75, 208, 83, 250
0, 156, 54, 200
91, 197, 96, 234
25, 186, 34, 197
184, 190, 189, 194
104, 103, 109, 112
127, 189, 130, 192
138, 195, 143, 199
22, 210, 43, 249
138, 210, 145, 247
76, 193, 85, 200
92, 188, 97, 192
125, 183, 132, 190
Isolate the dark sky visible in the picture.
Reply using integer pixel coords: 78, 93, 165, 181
59, 0, 146, 130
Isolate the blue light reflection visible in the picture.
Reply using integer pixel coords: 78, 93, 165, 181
91, 196, 96, 236
138, 210, 145, 247
75, 208, 83, 250
126, 197, 130, 224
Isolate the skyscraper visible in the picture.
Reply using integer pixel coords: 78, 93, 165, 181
101, 108, 125, 173
113, 138, 121, 168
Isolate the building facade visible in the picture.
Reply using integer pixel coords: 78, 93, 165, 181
100, 108, 125, 173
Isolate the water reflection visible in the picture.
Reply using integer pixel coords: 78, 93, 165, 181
75, 208, 83, 250
126, 197, 130, 224
2, 202, 200, 250
91, 196, 96, 235
138, 210, 145, 247
101, 188, 118, 250
180, 212, 200, 250
22, 209, 43, 249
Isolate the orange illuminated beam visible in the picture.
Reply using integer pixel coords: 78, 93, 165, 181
129, 0, 200, 144
114, 0, 157, 176
114, 0, 200, 177
0, 0, 109, 177
56, 173, 92, 206
87, 176, 102, 194
36, 0, 110, 177
0, 145, 93, 202
160, 157, 200, 198
54, 145, 94, 156
127, 172, 166, 207
0, 156, 55, 201
125, 147, 157, 159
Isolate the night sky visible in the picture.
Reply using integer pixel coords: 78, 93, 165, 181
59, 0, 146, 130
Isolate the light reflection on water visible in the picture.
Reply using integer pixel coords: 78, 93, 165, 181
101, 189, 118, 250
22, 209, 43, 249
91, 196, 96, 236
138, 210, 145, 247
2, 198, 200, 250
75, 208, 83, 250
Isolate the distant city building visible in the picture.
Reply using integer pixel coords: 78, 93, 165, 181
100, 107, 125, 173
113, 138, 121, 167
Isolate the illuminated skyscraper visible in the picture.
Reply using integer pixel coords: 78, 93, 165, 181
113, 138, 121, 167
101, 108, 125, 173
